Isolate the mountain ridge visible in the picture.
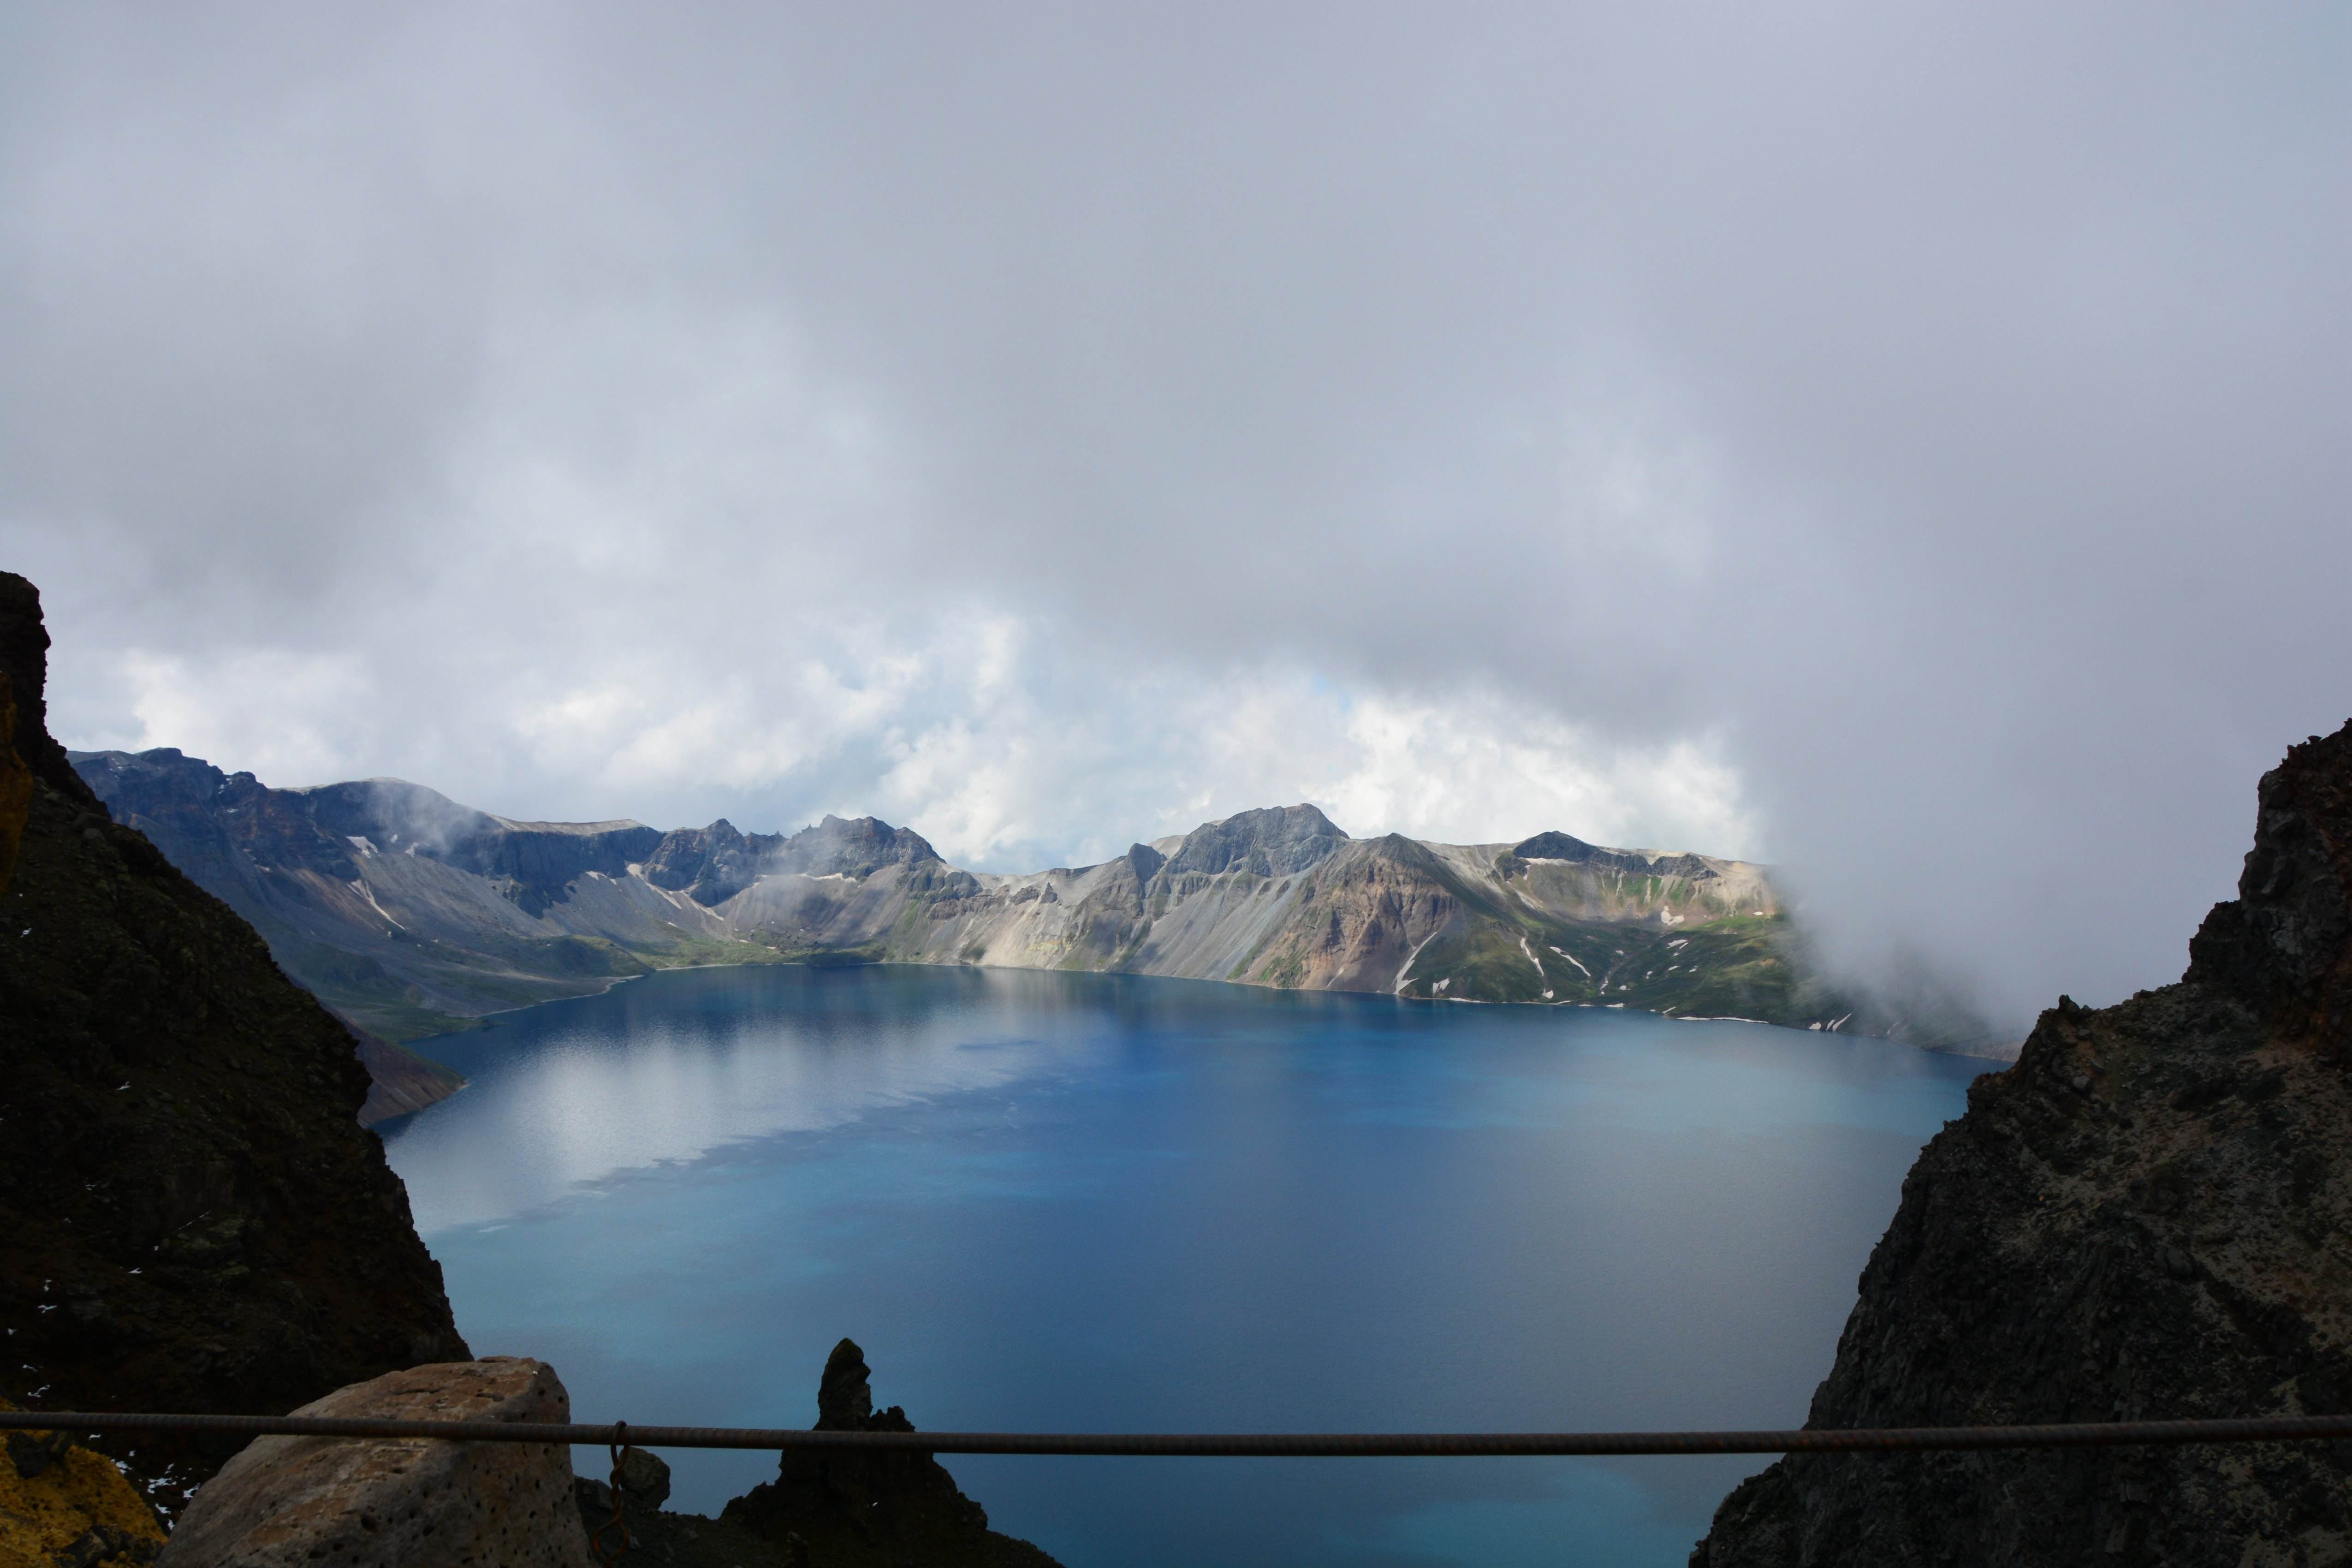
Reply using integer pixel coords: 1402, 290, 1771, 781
72, 746, 1990, 1059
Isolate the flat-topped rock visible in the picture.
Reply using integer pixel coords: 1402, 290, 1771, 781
159, 1358, 590, 1568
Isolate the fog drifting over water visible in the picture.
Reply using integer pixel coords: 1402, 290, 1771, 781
4, 3, 2347, 1029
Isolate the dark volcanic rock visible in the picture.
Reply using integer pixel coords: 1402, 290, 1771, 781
0, 574, 469, 1508
713, 1339, 1062, 1568
572, 1341, 1060, 1568
0, 574, 99, 809
1691, 722, 2352, 1566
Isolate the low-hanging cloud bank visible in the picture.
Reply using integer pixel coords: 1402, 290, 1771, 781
4, 2, 2346, 1032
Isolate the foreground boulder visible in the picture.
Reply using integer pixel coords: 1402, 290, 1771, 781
1692, 723, 2352, 1565
159, 1358, 589, 1568
0, 572, 469, 1503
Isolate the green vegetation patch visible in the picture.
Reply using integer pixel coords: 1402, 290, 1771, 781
1396, 922, 1551, 1003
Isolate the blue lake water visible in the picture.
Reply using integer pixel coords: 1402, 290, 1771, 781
379, 964, 1986, 1568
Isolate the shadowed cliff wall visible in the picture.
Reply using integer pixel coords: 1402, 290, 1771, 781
0, 572, 470, 1509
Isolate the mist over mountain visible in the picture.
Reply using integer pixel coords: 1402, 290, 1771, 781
75, 747, 1995, 1056
6, 5, 2346, 1044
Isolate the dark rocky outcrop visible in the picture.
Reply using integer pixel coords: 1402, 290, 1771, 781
572, 1341, 1061, 1568
719, 1340, 1060, 1568
0, 575, 100, 810
0, 573, 470, 1509
1691, 722, 2352, 1566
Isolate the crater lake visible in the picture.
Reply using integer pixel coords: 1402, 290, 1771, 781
379, 963, 1986, 1567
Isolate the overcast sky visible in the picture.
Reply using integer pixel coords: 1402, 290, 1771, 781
4, 2, 2346, 1027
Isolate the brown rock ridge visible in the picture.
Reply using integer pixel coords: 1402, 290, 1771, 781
158, 1359, 589, 1568
0, 572, 470, 1511
1691, 721, 2352, 1565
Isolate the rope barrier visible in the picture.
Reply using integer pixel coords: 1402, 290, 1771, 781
6, 1410, 2352, 1456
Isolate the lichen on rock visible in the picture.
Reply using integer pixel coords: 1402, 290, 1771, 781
0, 1395, 167, 1568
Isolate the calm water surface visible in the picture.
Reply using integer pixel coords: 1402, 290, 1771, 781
380, 965, 1984, 1568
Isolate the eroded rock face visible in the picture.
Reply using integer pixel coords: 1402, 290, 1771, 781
159, 1359, 590, 1568
1690, 723, 2352, 1566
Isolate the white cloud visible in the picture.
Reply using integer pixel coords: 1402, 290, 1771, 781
9, 2, 2348, 1029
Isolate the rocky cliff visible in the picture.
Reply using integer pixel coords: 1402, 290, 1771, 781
1691, 721, 2352, 1566
77, 751, 1982, 1047
0, 573, 470, 1511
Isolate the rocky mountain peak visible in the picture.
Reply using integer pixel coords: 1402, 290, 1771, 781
0, 573, 98, 809
1165, 802, 1348, 879
775, 813, 942, 877
1125, 841, 1166, 888
1512, 829, 1600, 862
2186, 721, 2352, 1042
